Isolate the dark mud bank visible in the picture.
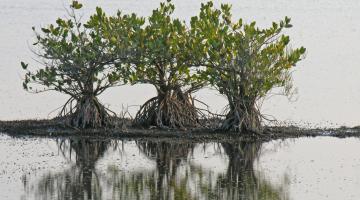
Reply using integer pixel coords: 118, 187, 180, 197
1, 119, 360, 142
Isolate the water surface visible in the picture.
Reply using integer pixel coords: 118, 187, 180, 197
1, 134, 360, 200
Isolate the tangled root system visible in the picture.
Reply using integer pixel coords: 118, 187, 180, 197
58, 96, 115, 129
220, 102, 262, 134
134, 92, 203, 129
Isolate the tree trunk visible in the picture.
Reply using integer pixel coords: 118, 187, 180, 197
221, 98, 262, 133
70, 95, 110, 129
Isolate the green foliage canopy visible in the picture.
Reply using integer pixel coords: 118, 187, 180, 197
22, 2, 136, 99
130, 1, 202, 94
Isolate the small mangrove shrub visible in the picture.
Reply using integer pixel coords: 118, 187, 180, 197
121, 2, 205, 129
21, 1, 138, 128
190, 2, 306, 133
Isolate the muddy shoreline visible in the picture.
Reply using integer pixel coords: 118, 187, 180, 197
1, 119, 360, 142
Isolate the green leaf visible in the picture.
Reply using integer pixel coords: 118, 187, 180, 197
71, 1, 83, 9
41, 28, 50, 33
22, 82, 28, 90
285, 23, 293, 28
299, 47, 306, 54
96, 7, 103, 16
21, 62, 28, 70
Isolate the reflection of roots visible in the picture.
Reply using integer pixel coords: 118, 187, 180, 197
57, 138, 112, 167
134, 93, 201, 129
58, 96, 115, 129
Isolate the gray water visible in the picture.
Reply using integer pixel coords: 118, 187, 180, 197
1, 134, 359, 200
1, 0, 360, 127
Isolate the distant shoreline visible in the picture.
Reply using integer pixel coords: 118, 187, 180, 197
1, 119, 359, 142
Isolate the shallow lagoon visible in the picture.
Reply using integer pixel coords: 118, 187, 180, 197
1, 134, 359, 200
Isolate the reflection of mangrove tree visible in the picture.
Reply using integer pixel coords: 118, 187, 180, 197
201, 142, 289, 200
103, 141, 289, 200
23, 140, 288, 200
103, 141, 195, 199
23, 138, 112, 200
139, 141, 195, 199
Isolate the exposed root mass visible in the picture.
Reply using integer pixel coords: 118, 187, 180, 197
220, 102, 262, 134
134, 92, 202, 129
59, 96, 115, 129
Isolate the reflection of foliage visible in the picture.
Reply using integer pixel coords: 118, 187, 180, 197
105, 165, 194, 200
30, 166, 102, 200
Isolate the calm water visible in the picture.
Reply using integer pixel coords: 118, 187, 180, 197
1, 0, 360, 127
1, 134, 360, 200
